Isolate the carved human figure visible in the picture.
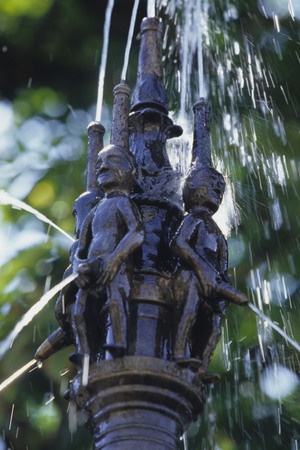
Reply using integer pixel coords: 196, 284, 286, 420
34, 190, 103, 362
73, 145, 144, 359
171, 167, 247, 371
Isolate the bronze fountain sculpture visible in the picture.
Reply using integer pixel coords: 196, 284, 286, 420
35, 15, 248, 449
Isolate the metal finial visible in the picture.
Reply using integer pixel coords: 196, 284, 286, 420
191, 98, 212, 168
110, 81, 131, 149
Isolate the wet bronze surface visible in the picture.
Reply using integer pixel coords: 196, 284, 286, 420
35, 15, 247, 450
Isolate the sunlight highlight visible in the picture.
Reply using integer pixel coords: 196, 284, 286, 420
121, 0, 140, 81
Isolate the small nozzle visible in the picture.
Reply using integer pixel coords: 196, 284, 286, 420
34, 327, 71, 362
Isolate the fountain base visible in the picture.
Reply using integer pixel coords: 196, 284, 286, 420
70, 357, 206, 450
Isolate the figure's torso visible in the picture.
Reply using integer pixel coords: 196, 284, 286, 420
88, 196, 127, 257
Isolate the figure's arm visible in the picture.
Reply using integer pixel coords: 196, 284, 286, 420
171, 217, 248, 305
74, 210, 94, 260
99, 198, 144, 284
72, 210, 97, 287
170, 215, 216, 292
218, 234, 229, 282
215, 234, 248, 305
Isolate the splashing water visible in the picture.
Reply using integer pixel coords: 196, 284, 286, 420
121, 0, 140, 81
248, 302, 300, 353
160, 2, 300, 446
95, 0, 115, 122
0, 273, 77, 360
0, 190, 74, 243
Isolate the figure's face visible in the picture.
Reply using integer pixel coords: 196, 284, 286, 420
183, 172, 225, 213
96, 146, 134, 191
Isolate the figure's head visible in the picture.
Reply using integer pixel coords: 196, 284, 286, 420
96, 144, 136, 192
183, 166, 225, 213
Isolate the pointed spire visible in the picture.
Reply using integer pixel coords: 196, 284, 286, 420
87, 121, 105, 190
131, 17, 168, 114
130, 17, 182, 139
191, 98, 212, 168
110, 81, 131, 149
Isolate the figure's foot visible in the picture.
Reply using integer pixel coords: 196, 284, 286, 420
103, 344, 126, 359
197, 370, 221, 384
174, 357, 203, 371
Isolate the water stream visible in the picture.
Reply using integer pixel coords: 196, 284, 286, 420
121, 0, 140, 81
147, 0, 156, 18
95, 0, 115, 122
248, 302, 300, 353
0, 190, 74, 243
0, 273, 77, 360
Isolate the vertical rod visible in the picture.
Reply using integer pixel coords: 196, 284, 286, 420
87, 122, 105, 190
192, 99, 212, 167
110, 81, 131, 149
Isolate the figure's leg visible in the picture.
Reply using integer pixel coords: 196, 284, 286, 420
200, 313, 222, 370
73, 289, 90, 355
105, 264, 130, 357
173, 271, 202, 362
189, 305, 223, 383
54, 265, 78, 344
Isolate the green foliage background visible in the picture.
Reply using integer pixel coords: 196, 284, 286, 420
0, 1, 299, 449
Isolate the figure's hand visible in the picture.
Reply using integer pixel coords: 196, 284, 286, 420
197, 267, 220, 298
98, 256, 120, 285
76, 261, 93, 288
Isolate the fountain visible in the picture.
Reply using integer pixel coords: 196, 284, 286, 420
0, 1, 299, 450
31, 8, 250, 450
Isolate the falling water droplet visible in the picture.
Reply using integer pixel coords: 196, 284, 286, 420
37, 361, 43, 369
